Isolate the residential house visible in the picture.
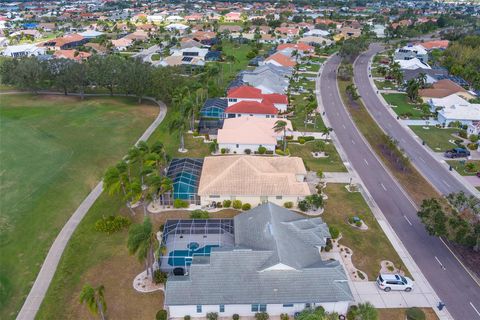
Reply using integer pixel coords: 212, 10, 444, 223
165, 23, 189, 32
240, 64, 292, 94
166, 15, 184, 23
401, 67, 448, 85
264, 52, 296, 68
38, 22, 56, 32
78, 30, 104, 39
298, 36, 332, 47
225, 101, 279, 119
303, 29, 330, 37
277, 43, 315, 55
43, 33, 87, 50
164, 203, 352, 317
200, 98, 228, 119
185, 14, 203, 22
218, 25, 242, 33
147, 14, 165, 24
197, 156, 309, 205
2, 44, 45, 57
419, 79, 475, 102
53, 49, 91, 61
417, 40, 449, 51
111, 38, 132, 51
227, 86, 288, 111
428, 94, 480, 126
216, 117, 292, 154
394, 44, 429, 64
124, 30, 149, 42
225, 12, 242, 22
10, 29, 41, 39
395, 58, 431, 70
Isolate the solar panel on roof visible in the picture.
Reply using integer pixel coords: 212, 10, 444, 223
182, 56, 193, 62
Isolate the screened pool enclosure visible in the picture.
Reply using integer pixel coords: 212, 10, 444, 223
165, 158, 204, 205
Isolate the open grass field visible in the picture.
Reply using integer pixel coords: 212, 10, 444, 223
338, 78, 439, 205
408, 126, 458, 152
382, 93, 424, 119
378, 308, 438, 320
374, 80, 395, 90
288, 93, 326, 133
289, 141, 346, 173
323, 184, 409, 279
0, 94, 158, 319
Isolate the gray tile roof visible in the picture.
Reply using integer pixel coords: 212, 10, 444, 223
165, 203, 353, 306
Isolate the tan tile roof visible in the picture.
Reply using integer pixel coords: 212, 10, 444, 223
419, 79, 467, 98
198, 156, 310, 197
217, 117, 292, 145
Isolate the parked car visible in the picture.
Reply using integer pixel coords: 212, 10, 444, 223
444, 148, 470, 158
376, 274, 413, 292
476, 172, 480, 178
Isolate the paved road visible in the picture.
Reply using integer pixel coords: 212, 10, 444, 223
15, 93, 167, 320
354, 43, 478, 198
317, 55, 480, 320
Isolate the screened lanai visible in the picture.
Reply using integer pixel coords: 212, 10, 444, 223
199, 98, 228, 119
165, 158, 204, 205
159, 219, 235, 272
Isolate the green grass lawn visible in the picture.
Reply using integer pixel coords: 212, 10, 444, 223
323, 184, 410, 279
374, 80, 395, 90
288, 141, 346, 173
409, 126, 459, 152
382, 93, 425, 119
371, 67, 384, 78
288, 94, 326, 133
0, 94, 158, 319
446, 160, 480, 176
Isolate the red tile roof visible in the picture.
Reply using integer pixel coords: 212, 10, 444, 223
266, 52, 296, 67
263, 93, 288, 105
277, 43, 314, 52
225, 101, 278, 115
227, 86, 263, 99
418, 40, 449, 50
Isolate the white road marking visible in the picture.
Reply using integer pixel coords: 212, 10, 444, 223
381, 183, 387, 191
442, 179, 451, 188
363, 159, 369, 166
470, 302, 480, 317
435, 256, 446, 270
351, 139, 355, 145
342, 124, 346, 129
403, 215, 413, 226
419, 157, 426, 163
336, 112, 340, 116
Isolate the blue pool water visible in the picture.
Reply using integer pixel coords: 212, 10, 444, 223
168, 243, 219, 267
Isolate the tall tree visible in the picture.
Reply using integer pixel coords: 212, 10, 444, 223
79, 284, 107, 320
273, 120, 289, 152
13, 57, 45, 93
127, 217, 158, 279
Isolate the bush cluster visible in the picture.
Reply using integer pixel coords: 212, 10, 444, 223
298, 194, 324, 212
173, 199, 189, 208
190, 210, 209, 219
94, 215, 131, 234
153, 269, 168, 284
329, 226, 340, 239
258, 146, 267, 154
406, 307, 425, 320
223, 200, 232, 208
283, 201, 293, 208
156, 310, 167, 320
242, 203, 251, 211
232, 200, 243, 209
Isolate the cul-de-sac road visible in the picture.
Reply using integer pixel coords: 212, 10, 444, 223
317, 54, 480, 320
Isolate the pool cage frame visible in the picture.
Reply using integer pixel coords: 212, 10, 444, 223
163, 158, 204, 206
159, 219, 235, 273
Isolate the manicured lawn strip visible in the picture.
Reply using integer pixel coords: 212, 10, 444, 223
378, 308, 439, 320
338, 78, 439, 205
383, 93, 424, 119
289, 141, 346, 173
409, 126, 458, 152
371, 67, 384, 77
288, 94, 326, 132
0, 94, 157, 319
374, 80, 395, 90
323, 184, 409, 279
446, 160, 480, 176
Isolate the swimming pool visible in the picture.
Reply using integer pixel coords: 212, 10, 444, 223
168, 242, 219, 267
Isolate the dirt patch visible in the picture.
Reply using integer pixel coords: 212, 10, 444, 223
68, 252, 164, 320
378, 308, 439, 320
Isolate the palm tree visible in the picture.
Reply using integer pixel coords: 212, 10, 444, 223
352, 302, 378, 320
321, 127, 333, 142
127, 217, 158, 279
103, 162, 137, 215
79, 284, 107, 320
169, 116, 187, 152
273, 120, 288, 153
417, 72, 427, 88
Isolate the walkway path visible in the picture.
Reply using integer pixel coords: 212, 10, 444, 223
10, 92, 167, 320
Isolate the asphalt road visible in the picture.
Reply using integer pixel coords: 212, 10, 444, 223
317, 55, 480, 320
354, 43, 475, 197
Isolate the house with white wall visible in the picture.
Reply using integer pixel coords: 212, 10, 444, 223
394, 44, 429, 64
164, 203, 352, 318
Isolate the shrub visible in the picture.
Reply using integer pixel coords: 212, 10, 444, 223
355, 220, 362, 227
298, 138, 306, 144
223, 200, 232, 208
193, 130, 199, 137
357, 270, 365, 280
467, 143, 478, 150
95, 215, 131, 234
190, 210, 209, 219
216, 202, 222, 208
221, 148, 227, 154
303, 136, 315, 142
346, 306, 358, 320
232, 200, 243, 209
184, 316, 191, 320
265, 150, 274, 155
406, 307, 425, 320
209, 142, 217, 153
242, 203, 251, 210
244, 148, 251, 155
275, 149, 284, 155
298, 199, 309, 212
232, 314, 240, 320
258, 146, 267, 154
284, 201, 293, 208
313, 140, 326, 152
286, 135, 294, 140
454, 139, 464, 146
324, 238, 333, 252
255, 312, 269, 320
153, 269, 168, 284
207, 312, 218, 320
280, 314, 289, 320
329, 226, 340, 239
469, 134, 479, 143
348, 216, 355, 224
156, 310, 167, 320
458, 130, 467, 139
173, 199, 189, 208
